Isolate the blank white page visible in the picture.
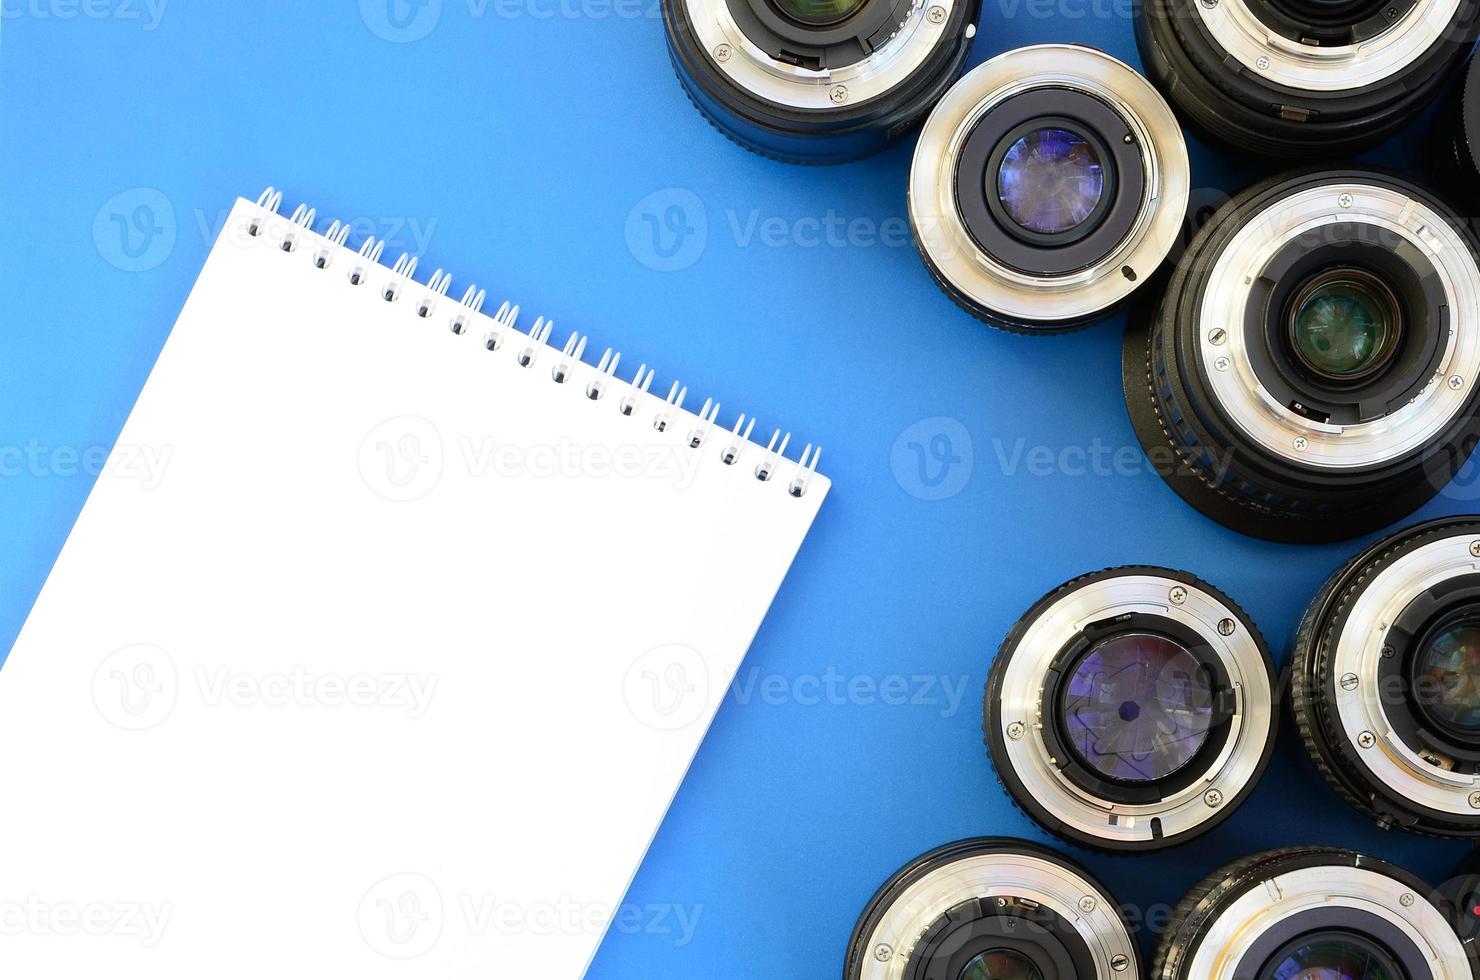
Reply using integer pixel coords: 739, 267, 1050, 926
0, 194, 827, 977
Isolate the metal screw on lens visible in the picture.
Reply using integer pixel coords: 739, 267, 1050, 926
1340, 673, 1359, 691
1400, 893, 1416, 907
1450, 375, 1466, 390
830, 85, 849, 105
1294, 436, 1309, 451
1470, 540, 1480, 558
714, 43, 732, 62
1078, 896, 1097, 913
1218, 618, 1236, 636
1359, 731, 1376, 749
1204, 789, 1224, 808
874, 943, 892, 963
1338, 193, 1354, 208
1382, 644, 1396, 659
1007, 721, 1026, 740
1470, 791, 1480, 809
1112, 954, 1131, 972
1257, 55, 1270, 70
1209, 327, 1227, 346
927, 4, 946, 22
1214, 355, 1231, 371
1169, 586, 1188, 604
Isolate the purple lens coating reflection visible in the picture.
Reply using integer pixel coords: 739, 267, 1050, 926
996, 127, 1105, 235
1266, 939, 1397, 980
1061, 633, 1214, 783
1414, 622, 1480, 732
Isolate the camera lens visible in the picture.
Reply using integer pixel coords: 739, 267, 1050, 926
1135, 0, 1480, 158
843, 838, 1139, 980
662, 0, 980, 164
1123, 168, 1480, 544
1431, 54, 1480, 219
984, 567, 1277, 852
1291, 517, 1480, 837
1152, 847, 1479, 979
910, 46, 1182, 331
909, 44, 1189, 333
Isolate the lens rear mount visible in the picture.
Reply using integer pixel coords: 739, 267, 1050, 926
1135, 0, 1480, 157
1292, 517, 1480, 837
910, 44, 1188, 333
1152, 847, 1479, 979
843, 839, 1139, 980
1124, 167, 1480, 544
664, 0, 980, 163
985, 567, 1276, 852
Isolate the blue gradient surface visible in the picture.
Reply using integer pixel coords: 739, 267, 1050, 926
0, 2, 1473, 976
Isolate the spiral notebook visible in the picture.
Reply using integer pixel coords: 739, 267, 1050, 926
0, 189, 828, 977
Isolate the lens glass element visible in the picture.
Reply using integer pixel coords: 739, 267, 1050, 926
1061, 633, 1215, 783
1414, 618, 1480, 734
960, 950, 1045, 980
1262, 937, 1398, 980
769, 0, 865, 25
1288, 269, 1401, 383
995, 127, 1105, 236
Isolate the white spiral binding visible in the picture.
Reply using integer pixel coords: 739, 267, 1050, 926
249, 187, 822, 497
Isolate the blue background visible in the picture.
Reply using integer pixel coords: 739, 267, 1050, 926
2, 1, 1476, 974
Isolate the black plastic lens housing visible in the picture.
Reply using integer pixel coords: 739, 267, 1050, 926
985, 567, 1277, 852
1135, 0, 1480, 157
1153, 848, 1479, 979
1124, 168, 1480, 544
909, 44, 1188, 333
1291, 517, 1480, 837
662, 0, 979, 164
1431, 53, 1480, 223
844, 839, 1139, 980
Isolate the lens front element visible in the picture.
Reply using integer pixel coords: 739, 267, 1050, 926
996, 127, 1106, 237
1262, 936, 1401, 980
1288, 268, 1402, 384
768, 0, 864, 25
1414, 617, 1480, 735
960, 950, 1046, 980
1061, 633, 1215, 783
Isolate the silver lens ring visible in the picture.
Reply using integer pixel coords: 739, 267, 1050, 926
683, 0, 959, 110
1197, 179, 1480, 469
1156, 849, 1475, 980
986, 568, 1276, 851
1194, 0, 1463, 91
845, 839, 1138, 980
909, 44, 1189, 331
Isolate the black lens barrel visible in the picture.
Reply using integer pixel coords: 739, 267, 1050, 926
1136, 0, 1480, 157
663, 0, 980, 163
